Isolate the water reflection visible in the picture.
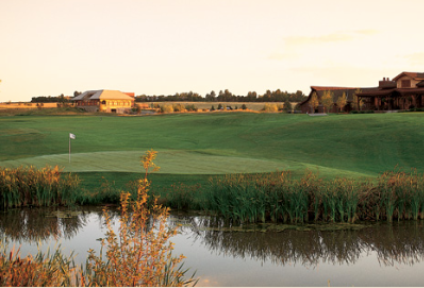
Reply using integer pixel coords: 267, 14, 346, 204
1, 207, 424, 270
0, 206, 120, 243
174, 215, 424, 268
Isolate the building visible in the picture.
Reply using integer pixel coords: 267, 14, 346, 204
357, 72, 424, 111
299, 72, 424, 113
299, 86, 364, 114
71, 90, 135, 113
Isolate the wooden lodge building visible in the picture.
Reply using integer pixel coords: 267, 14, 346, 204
299, 72, 424, 113
71, 90, 135, 113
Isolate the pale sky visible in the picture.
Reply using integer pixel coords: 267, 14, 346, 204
1, 0, 424, 102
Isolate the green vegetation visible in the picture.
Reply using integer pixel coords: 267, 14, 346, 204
165, 170, 424, 224
0, 166, 80, 208
0, 150, 197, 286
2, 113, 424, 182
1, 112, 424, 218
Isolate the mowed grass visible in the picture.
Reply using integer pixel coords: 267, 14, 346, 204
1, 112, 424, 187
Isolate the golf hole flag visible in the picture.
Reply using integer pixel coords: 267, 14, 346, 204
69, 133, 76, 163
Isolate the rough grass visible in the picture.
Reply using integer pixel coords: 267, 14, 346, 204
1, 113, 424, 187
148, 101, 298, 111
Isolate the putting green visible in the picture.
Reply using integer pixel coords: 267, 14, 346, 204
0, 150, 288, 174
0, 149, 374, 179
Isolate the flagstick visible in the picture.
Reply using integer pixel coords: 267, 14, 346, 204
69, 136, 71, 164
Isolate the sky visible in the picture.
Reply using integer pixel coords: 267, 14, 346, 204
1, 0, 424, 102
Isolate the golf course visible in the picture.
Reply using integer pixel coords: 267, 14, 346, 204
1, 112, 424, 190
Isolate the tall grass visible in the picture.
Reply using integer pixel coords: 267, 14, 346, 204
202, 169, 424, 224
0, 150, 198, 287
0, 166, 80, 209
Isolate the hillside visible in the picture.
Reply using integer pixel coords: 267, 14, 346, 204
1, 112, 423, 187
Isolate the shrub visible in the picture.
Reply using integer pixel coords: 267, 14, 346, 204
160, 104, 174, 113
241, 104, 247, 110
217, 103, 223, 110
210, 105, 215, 111
283, 100, 292, 113
185, 104, 198, 112
294, 103, 301, 112
173, 103, 186, 113
262, 103, 279, 113
0, 150, 198, 287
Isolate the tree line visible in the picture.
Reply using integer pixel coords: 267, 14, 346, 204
30, 90, 307, 103
30, 91, 82, 103
135, 89, 307, 103
31, 94, 70, 103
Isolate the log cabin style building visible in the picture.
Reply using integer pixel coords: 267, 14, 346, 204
71, 90, 135, 113
299, 72, 424, 113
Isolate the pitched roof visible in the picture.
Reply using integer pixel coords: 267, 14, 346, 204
310, 86, 360, 91
71, 90, 134, 101
357, 87, 424, 97
392, 72, 424, 81
300, 86, 374, 105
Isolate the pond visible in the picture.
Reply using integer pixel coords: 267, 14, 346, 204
1, 206, 424, 287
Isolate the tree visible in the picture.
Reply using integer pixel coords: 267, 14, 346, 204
241, 104, 247, 110
310, 92, 320, 113
206, 90, 216, 102
321, 90, 334, 113
336, 92, 347, 112
217, 103, 223, 110
352, 89, 364, 111
283, 99, 292, 113
210, 105, 215, 111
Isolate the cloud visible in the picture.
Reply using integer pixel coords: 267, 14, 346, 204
354, 29, 379, 35
267, 30, 380, 61
403, 52, 424, 66
284, 30, 379, 47
284, 33, 353, 46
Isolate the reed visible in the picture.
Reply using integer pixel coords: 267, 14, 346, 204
162, 183, 202, 210
0, 166, 80, 209
0, 244, 78, 287
202, 169, 424, 224
0, 150, 198, 287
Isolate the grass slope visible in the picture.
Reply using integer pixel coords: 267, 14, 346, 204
1, 112, 423, 187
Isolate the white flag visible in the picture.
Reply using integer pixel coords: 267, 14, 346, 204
69, 133, 76, 139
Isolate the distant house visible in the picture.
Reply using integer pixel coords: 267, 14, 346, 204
357, 72, 424, 111
299, 87, 361, 114
299, 71, 424, 113
71, 90, 134, 113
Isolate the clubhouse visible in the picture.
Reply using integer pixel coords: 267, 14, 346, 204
299, 72, 424, 113
71, 90, 135, 113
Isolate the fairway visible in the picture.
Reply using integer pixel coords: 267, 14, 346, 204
1, 112, 424, 184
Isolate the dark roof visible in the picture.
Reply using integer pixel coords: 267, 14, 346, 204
392, 72, 424, 81
417, 80, 424, 87
357, 88, 396, 97
357, 87, 424, 97
379, 81, 396, 89
300, 86, 375, 105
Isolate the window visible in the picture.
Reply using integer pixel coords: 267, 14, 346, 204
401, 80, 411, 88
